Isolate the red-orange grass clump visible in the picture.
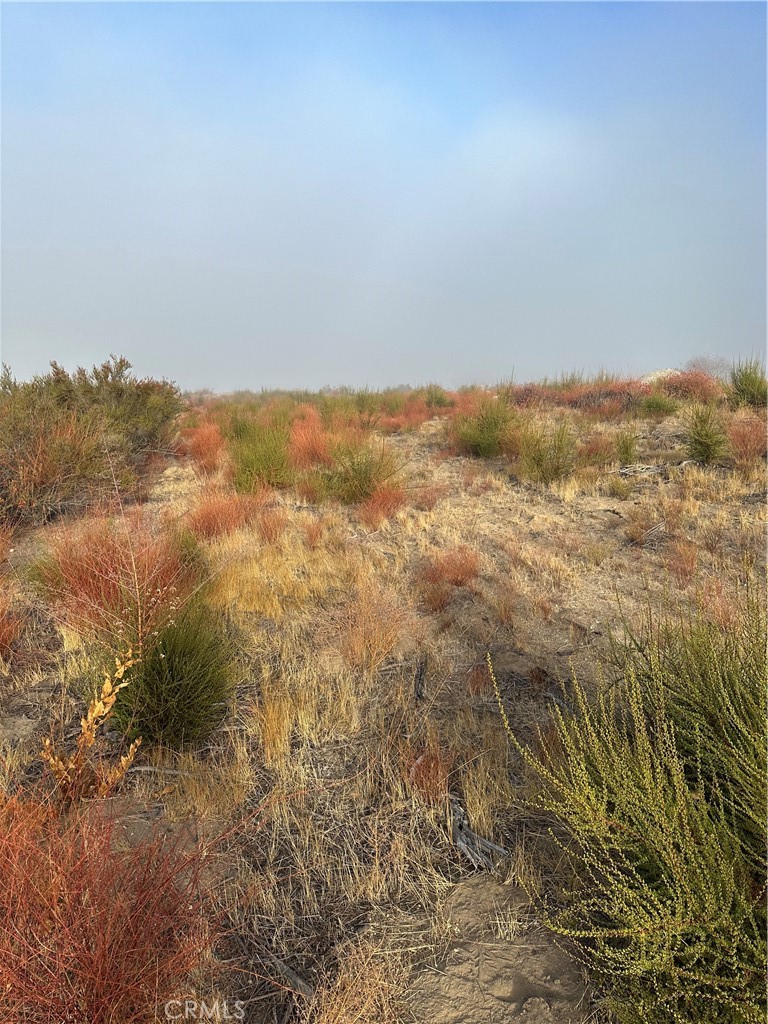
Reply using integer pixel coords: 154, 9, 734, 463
256, 507, 288, 544
358, 484, 406, 529
660, 370, 724, 402
401, 738, 454, 805
181, 420, 226, 475
302, 517, 325, 550
728, 414, 767, 465
0, 795, 215, 1024
288, 407, 333, 469
36, 514, 198, 653
665, 539, 699, 588
186, 489, 266, 541
578, 434, 615, 467
411, 485, 446, 511
421, 546, 480, 588
0, 588, 23, 660
466, 662, 492, 696
0, 524, 15, 564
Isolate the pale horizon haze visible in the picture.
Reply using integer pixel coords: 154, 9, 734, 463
1, 1, 765, 392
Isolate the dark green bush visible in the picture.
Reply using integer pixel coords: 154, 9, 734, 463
0, 357, 181, 526
729, 359, 768, 409
421, 384, 453, 410
684, 404, 729, 464
453, 399, 515, 457
113, 604, 233, 747
516, 421, 576, 483
639, 393, 678, 419
320, 440, 403, 503
501, 589, 766, 1024
228, 417, 293, 490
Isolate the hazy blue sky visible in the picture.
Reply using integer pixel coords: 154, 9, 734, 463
1, 2, 765, 391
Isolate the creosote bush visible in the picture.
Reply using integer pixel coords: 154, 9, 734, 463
493, 587, 767, 1024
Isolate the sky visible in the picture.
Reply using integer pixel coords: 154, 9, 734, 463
1, 1, 765, 392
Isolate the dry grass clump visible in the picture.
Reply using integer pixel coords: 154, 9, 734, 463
302, 516, 327, 549
357, 484, 406, 529
209, 520, 366, 622
664, 539, 699, 587
623, 502, 665, 547
301, 939, 410, 1024
0, 794, 214, 1024
577, 432, 616, 468
411, 483, 447, 511
255, 506, 289, 544
467, 661, 493, 695
334, 586, 416, 676
420, 545, 480, 588
186, 488, 266, 540
30, 512, 200, 655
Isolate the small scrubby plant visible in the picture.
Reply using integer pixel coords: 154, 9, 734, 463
516, 421, 576, 484
0, 357, 181, 526
684, 404, 729, 464
113, 603, 233, 747
491, 587, 767, 1024
30, 514, 202, 656
0, 794, 214, 1024
639, 393, 678, 419
729, 358, 767, 409
228, 417, 294, 490
614, 427, 638, 465
452, 399, 515, 457
320, 440, 404, 504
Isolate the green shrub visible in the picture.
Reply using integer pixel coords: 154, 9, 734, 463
453, 399, 515, 457
498, 591, 766, 1024
614, 427, 638, 465
113, 604, 233, 747
228, 417, 293, 490
516, 421, 576, 484
0, 358, 181, 526
422, 384, 453, 410
639, 393, 678, 419
729, 359, 768, 409
684, 404, 729, 464
320, 440, 403, 504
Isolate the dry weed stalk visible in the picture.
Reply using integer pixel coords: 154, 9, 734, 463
40, 652, 141, 804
